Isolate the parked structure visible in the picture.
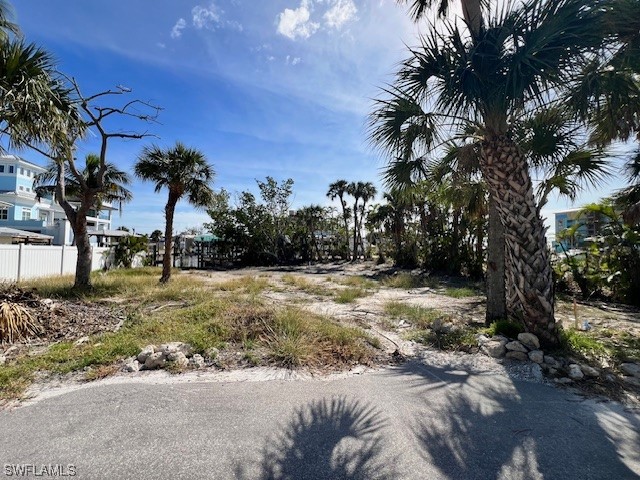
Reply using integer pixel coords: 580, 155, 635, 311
0, 154, 115, 245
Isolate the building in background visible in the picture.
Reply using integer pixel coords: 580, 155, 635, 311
0, 154, 115, 245
554, 207, 611, 252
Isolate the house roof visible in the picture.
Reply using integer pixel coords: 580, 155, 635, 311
87, 229, 141, 238
0, 154, 46, 172
0, 227, 53, 241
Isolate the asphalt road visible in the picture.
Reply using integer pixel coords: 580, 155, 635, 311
1, 361, 639, 480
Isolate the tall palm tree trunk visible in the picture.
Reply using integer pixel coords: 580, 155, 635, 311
486, 200, 506, 324
480, 135, 556, 345
162, 194, 179, 283
352, 204, 359, 262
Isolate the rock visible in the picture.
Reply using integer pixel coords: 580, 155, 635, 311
168, 351, 189, 368
74, 336, 90, 346
530, 363, 544, 382
555, 377, 573, 384
622, 376, 640, 388
137, 345, 156, 364
481, 341, 506, 358
528, 350, 544, 364
580, 365, 600, 378
544, 355, 560, 369
506, 351, 529, 361
144, 352, 166, 370
620, 363, 640, 378
505, 341, 528, 353
604, 374, 616, 383
158, 342, 193, 357
517, 333, 540, 350
476, 334, 491, 345
547, 367, 558, 376
205, 347, 219, 360
123, 359, 140, 373
568, 364, 584, 380
189, 354, 205, 369
493, 335, 510, 344
0, 355, 6, 365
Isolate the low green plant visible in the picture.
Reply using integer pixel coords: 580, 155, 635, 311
484, 319, 524, 339
384, 302, 444, 329
443, 287, 479, 298
334, 288, 369, 304
381, 273, 436, 289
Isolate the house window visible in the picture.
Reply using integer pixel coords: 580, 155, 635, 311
9, 165, 14, 173
21, 208, 31, 220
0, 165, 4, 173
20, 168, 24, 175
18, 186, 24, 191
0, 208, 7, 220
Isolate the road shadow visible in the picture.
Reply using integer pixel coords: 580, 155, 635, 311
392, 360, 640, 479
237, 396, 397, 480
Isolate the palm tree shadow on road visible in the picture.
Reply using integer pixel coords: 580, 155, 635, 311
392, 360, 640, 480
236, 396, 397, 480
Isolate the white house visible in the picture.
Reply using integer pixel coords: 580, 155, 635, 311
0, 154, 115, 245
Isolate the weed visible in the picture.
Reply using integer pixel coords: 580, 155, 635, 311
443, 287, 479, 298
212, 276, 270, 295
334, 288, 369, 304
484, 319, 524, 339
381, 273, 436, 289
281, 275, 334, 296
384, 301, 444, 329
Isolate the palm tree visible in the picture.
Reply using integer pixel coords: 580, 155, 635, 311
327, 180, 352, 260
370, 0, 604, 345
34, 154, 133, 213
135, 142, 215, 283
357, 182, 377, 260
0, 0, 19, 41
346, 181, 377, 261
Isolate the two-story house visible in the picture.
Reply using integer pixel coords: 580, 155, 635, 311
0, 154, 115, 245
554, 207, 611, 252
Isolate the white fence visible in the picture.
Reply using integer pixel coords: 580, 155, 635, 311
0, 245, 112, 282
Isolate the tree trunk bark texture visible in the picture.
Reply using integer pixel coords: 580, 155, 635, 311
480, 135, 557, 345
162, 195, 178, 283
485, 199, 506, 324
73, 212, 93, 288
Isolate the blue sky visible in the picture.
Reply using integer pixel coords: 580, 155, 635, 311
14, 0, 628, 235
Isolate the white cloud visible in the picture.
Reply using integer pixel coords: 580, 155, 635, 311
323, 0, 358, 29
192, 3, 222, 29
170, 18, 186, 39
286, 55, 302, 65
276, 0, 320, 40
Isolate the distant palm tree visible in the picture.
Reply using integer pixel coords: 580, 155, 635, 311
34, 153, 133, 213
327, 180, 351, 259
347, 181, 377, 261
135, 142, 215, 283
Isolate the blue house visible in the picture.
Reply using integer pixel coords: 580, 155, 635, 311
554, 207, 611, 252
0, 154, 115, 245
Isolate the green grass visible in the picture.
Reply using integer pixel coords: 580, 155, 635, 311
409, 326, 479, 352
23, 268, 210, 305
211, 276, 270, 295
1, 270, 380, 400
443, 287, 480, 298
381, 273, 436, 289
337, 276, 378, 290
334, 288, 370, 304
281, 274, 334, 296
384, 301, 445, 329
483, 319, 525, 339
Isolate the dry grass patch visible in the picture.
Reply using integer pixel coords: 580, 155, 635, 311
336, 276, 378, 290
384, 301, 444, 329
381, 273, 436, 289
211, 276, 270, 295
334, 288, 371, 304
281, 274, 334, 296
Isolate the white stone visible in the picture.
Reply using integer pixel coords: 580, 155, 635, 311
123, 359, 140, 373
528, 350, 544, 364
189, 354, 205, 369
168, 351, 189, 368
620, 363, 640, 378
580, 365, 600, 378
205, 347, 219, 360
506, 351, 528, 361
144, 352, 166, 370
555, 377, 573, 384
568, 364, 584, 380
505, 341, 528, 353
476, 334, 491, 345
74, 336, 90, 346
0, 355, 6, 365
158, 342, 193, 357
544, 355, 559, 368
517, 333, 540, 350
137, 345, 156, 364
481, 341, 506, 358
